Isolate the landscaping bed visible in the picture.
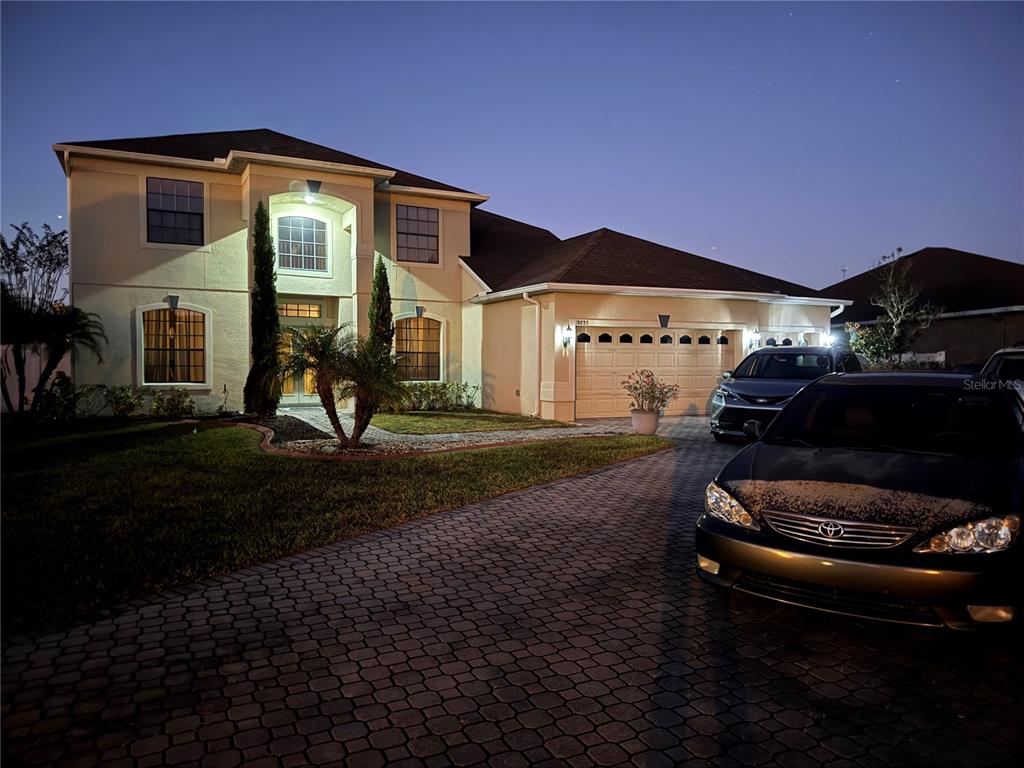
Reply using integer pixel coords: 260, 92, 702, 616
2, 421, 671, 633
370, 410, 570, 434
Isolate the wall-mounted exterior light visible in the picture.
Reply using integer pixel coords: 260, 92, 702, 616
304, 179, 322, 205
562, 324, 574, 348
749, 330, 761, 349
658, 314, 670, 328
166, 294, 180, 310
822, 333, 834, 346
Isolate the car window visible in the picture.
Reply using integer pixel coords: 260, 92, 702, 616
837, 354, 861, 373
739, 353, 832, 380
994, 355, 1024, 384
764, 385, 1022, 457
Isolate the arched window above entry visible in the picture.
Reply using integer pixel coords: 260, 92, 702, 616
395, 317, 441, 381
766, 337, 777, 347
640, 334, 653, 344
781, 338, 793, 346
717, 335, 729, 345
598, 333, 612, 343
680, 335, 692, 344
577, 332, 591, 343
660, 334, 673, 344
698, 335, 711, 345
619, 333, 633, 343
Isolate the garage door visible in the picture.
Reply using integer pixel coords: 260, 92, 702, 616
575, 328, 737, 419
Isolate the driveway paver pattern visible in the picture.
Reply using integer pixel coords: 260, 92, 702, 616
3, 417, 1022, 767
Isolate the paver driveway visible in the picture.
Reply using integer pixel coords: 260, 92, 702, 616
3, 418, 1022, 767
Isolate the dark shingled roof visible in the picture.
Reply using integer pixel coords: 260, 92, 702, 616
821, 247, 1024, 323
466, 209, 561, 289
57, 128, 477, 195
467, 224, 825, 298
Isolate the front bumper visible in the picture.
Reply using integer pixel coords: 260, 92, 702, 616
709, 399, 783, 436
695, 516, 1019, 628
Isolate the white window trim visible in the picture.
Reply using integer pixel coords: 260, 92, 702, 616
134, 301, 213, 389
394, 311, 446, 383
392, 202, 444, 270
272, 212, 334, 279
137, 175, 211, 253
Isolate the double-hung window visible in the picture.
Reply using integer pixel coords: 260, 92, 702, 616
146, 177, 204, 245
396, 205, 439, 264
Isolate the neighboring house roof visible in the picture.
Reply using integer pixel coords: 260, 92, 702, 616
821, 247, 1024, 324
467, 224, 827, 299
55, 128, 478, 196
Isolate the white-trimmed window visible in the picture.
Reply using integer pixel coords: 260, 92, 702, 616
141, 307, 208, 384
278, 302, 322, 318
146, 177, 204, 245
277, 216, 328, 272
396, 205, 439, 264
396, 317, 441, 381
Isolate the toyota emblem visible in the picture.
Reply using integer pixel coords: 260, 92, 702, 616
818, 521, 844, 538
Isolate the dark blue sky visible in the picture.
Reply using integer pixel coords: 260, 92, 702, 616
2, 1, 1021, 288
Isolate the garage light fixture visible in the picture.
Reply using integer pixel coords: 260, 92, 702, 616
561, 324, 574, 348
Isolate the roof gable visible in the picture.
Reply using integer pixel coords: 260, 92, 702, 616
57, 128, 477, 195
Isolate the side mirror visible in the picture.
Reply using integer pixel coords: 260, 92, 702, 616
742, 419, 763, 440
722, 371, 733, 379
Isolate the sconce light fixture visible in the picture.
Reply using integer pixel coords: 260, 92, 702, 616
166, 294, 180, 310
304, 179, 322, 205
562, 324, 574, 348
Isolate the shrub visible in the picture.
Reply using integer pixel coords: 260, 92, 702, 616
391, 381, 479, 412
621, 369, 679, 412
149, 388, 196, 419
102, 384, 144, 417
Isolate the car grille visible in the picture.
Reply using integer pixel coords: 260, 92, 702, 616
716, 406, 779, 431
762, 509, 917, 549
736, 573, 943, 627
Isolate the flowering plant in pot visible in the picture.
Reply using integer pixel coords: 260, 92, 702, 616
621, 369, 680, 434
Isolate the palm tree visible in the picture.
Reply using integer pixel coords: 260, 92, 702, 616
279, 325, 353, 442
339, 337, 407, 446
29, 305, 106, 413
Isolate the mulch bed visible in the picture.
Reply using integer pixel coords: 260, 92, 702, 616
259, 415, 332, 444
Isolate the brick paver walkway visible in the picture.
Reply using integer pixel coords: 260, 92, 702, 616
3, 419, 1022, 766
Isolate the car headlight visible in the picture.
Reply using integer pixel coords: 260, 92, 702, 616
914, 515, 1020, 554
705, 482, 759, 529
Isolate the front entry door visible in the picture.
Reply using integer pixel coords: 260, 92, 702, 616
278, 338, 320, 405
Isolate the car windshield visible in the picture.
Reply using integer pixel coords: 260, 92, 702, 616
764, 384, 1022, 457
734, 352, 832, 380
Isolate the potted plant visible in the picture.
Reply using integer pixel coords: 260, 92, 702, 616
621, 369, 680, 435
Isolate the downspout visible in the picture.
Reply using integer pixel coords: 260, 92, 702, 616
830, 304, 845, 320
523, 292, 541, 417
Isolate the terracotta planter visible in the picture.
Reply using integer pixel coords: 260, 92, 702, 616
630, 409, 660, 435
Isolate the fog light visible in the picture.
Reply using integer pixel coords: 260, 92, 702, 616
698, 555, 720, 575
967, 605, 1015, 623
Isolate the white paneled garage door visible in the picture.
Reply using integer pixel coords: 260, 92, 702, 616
575, 328, 738, 419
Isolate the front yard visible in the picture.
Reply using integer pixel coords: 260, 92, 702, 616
370, 410, 569, 434
1, 421, 669, 633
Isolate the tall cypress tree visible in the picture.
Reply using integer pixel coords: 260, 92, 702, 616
367, 255, 394, 354
243, 200, 281, 415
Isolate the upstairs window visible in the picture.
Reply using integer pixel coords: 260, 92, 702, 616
278, 216, 328, 272
396, 317, 441, 381
146, 177, 203, 245
142, 308, 206, 384
396, 205, 439, 263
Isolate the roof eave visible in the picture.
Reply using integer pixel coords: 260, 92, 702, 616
470, 282, 854, 306
377, 182, 488, 204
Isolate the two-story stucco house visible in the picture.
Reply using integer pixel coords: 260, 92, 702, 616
55, 129, 849, 420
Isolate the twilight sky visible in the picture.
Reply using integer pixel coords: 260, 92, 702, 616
2, 1, 1021, 289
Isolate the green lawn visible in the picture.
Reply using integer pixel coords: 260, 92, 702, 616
371, 410, 569, 434
1, 422, 670, 633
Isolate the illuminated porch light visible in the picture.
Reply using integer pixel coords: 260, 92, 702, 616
304, 179, 322, 205
561, 324, 574, 348
822, 333, 834, 346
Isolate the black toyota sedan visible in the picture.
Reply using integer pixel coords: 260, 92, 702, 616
696, 372, 1024, 628
709, 346, 860, 440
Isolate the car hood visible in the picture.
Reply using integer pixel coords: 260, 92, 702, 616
720, 379, 809, 400
718, 443, 1023, 532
